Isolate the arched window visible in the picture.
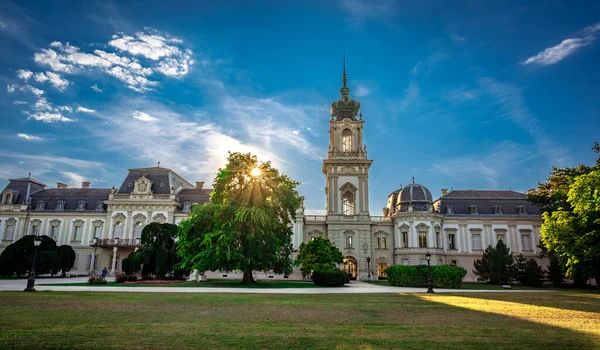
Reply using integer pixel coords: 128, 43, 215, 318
342, 191, 355, 216
113, 222, 122, 238
342, 129, 352, 152
418, 231, 427, 248
133, 222, 143, 239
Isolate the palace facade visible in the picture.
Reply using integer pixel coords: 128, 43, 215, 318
0, 66, 543, 281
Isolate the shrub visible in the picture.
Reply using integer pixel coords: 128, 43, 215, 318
115, 272, 139, 283
312, 269, 347, 287
295, 237, 344, 277
88, 276, 107, 284
473, 240, 516, 284
385, 265, 467, 289
515, 254, 545, 287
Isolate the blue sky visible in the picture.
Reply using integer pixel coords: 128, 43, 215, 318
1, 0, 599, 214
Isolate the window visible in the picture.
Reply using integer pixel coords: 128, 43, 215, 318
470, 205, 478, 215
342, 129, 352, 152
93, 225, 101, 239
381, 237, 387, 249
436, 231, 440, 248
342, 192, 355, 216
77, 201, 87, 211
494, 205, 502, 215
522, 233, 532, 251
113, 222, 122, 238
56, 200, 66, 211
30, 224, 39, 236
448, 233, 456, 250
377, 263, 388, 279
183, 201, 191, 212
517, 205, 527, 215
133, 223, 143, 239
402, 231, 408, 248
418, 231, 427, 248
36, 201, 46, 210
96, 201, 104, 211
402, 259, 409, 266
345, 235, 353, 249
446, 205, 454, 214
4, 223, 15, 241
376, 237, 381, 249
497, 233, 506, 243
451, 260, 457, 266
72, 225, 82, 242
472, 233, 482, 250
49, 226, 58, 240
2, 191, 13, 204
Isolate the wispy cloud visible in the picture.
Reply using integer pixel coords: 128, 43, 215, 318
338, 0, 399, 26
28, 111, 74, 123
90, 84, 103, 92
479, 77, 571, 166
132, 111, 156, 122
522, 22, 600, 66
17, 133, 42, 141
33, 71, 69, 91
77, 106, 96, 113
354, 84, 371, 97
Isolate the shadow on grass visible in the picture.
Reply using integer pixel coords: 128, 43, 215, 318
0, 292, 597, 349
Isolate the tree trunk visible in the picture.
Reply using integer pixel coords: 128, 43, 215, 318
241, 270, 256, 284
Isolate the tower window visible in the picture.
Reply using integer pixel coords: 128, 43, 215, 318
342, 129, 352, 152
342, 191, 355, 216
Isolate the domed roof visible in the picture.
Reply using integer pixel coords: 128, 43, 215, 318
330, 55, 361, 121
394, 181, 433, 213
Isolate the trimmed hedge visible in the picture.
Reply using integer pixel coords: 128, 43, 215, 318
385, 265, 467, 289
312, 269, 348, 287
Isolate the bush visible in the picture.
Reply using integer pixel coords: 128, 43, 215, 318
115, 272, 139, 283
88, 276, 107, 284
312, 269, 347, 287
473, 240, 516, 284
515, 254, 545, 287
385, 265, 467, 289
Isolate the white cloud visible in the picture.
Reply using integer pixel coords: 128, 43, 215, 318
16, 69, 33, 81
34, 71, 69, 91
522, 22, 600, 66
17, 133, 42, 141
77, 106, 96, 113
61, 171, 87, 188
109, 32, 184, 60
292, 130, 300, 135
91, 84, 103, 92
26, 85, 44, 96
57, 106, 73, 113
132, 111, 156, 121
7, 84, 16, 93
34, 97, 53, 111
13, 100, 28, 105
28, 112, 74, 123
354, 84, 371, 97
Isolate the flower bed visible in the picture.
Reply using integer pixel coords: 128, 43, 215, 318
124, 280, 185, 285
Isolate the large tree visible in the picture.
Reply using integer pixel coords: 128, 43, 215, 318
177, 152, 301, 284
0, 235, 60, 277
529, 142, 599, 285
473, 240, 516, 284
295, 237, 344, 277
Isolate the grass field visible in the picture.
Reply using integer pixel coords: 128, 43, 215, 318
366, 280, 596, 291
46, 279, 322, 288
0, 291, 598, 349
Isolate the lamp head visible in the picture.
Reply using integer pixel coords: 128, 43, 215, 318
425, 251, 431, 261
92, 237, 98, 245
114, 237, 119, 245
33, 236, 42, 247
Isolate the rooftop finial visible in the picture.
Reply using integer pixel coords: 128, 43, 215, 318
342, 54, 347, 88
28, 172, 31, 179
412, 175, 415, 184
158, 161, 161, 168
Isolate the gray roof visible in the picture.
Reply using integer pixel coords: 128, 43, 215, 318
177, 188, 212, 211
2, 178, 47, 204
118, 166, 194, 195
30, 188, 111, 212
436, 190, 539, 215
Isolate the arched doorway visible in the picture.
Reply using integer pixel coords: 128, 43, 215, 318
343, 256, 357, 280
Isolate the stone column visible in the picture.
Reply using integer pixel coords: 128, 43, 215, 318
333, 176, 339, 214
364, 176, 370, 215
110, 247, 118, 275
358, 176, 364, 214
409, 221, 415, 248
89, 250, 96, 272
124, 210, 133, 240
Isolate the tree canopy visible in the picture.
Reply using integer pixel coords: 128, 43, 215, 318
177, 152, 301, 284
473, 240, 516, 285
0, 235, 75, 277
295, 237, 344, 277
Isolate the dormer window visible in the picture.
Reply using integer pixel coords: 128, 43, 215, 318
494, 205, 502, 215
183, 201, 191, 212
96, 201, 104, 211
446, 205, 454, 214
36, 200, 46, 210
2, 191, 14, 205
517, 205, 527, 215
77, 201, 87, 211
56, 200, 66, 211
470, 205, 478, 215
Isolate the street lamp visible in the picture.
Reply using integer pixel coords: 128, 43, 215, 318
366, 257, 371, 279
90, 237, 98, 273
24, 236, 42, 292
425, 251, 434, 293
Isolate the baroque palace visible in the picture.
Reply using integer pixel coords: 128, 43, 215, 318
0, 65, 543, 281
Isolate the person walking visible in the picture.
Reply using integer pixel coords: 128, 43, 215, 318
101, 267, 107, 279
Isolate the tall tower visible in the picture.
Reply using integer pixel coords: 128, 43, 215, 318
323, 56, 373, 219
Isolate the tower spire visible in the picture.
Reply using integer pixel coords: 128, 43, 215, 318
342, 54, 347, 87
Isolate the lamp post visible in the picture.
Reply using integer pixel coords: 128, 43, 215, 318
24, 236, 42, 292
366, 257, 371, 279
90, 237, 98, 273
425, 251, 434, 293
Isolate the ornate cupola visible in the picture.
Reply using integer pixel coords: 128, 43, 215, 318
330, 54, 361, 121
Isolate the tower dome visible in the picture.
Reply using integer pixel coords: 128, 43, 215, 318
330, 54, 361, 121
395, 180, 433, 212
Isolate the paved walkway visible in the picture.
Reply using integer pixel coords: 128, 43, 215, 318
0, 278, 552, 294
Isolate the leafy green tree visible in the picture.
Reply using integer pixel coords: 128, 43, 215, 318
177, 152, 301, 284
514, 254, 545, 287
295, 237, 344, 277
473, 240, 516, 284
540, 170, 600, 288
0, 235, 58, 277
124, 223, 188, 279
55, 245, 76, 277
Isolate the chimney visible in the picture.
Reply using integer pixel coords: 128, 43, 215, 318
57, 182, 68, 189
195, 181, 204, 189
441, 188, 448, 196
82, 182, 91, 188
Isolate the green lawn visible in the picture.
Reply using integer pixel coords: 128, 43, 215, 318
0, 291, 598, 349
366, 280, 597, 291
45, 279, 324, 288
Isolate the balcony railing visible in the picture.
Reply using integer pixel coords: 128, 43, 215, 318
394, 247, 445, 254
91, 238, 141, 248
328, 151, 368, 159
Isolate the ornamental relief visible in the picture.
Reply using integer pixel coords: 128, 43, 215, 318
134, 176, 153, 194
373, 230, 389, 237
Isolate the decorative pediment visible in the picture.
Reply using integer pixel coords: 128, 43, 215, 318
373, 230, 389, 237
132, 213, 147, 223
92, 220, 104, 227
134, 176, 153, 195
73, 219, 85, 226
376, 257, 388, 264
6, 218, 16, 225
434, 224, 441, 231
415, 223, 429, 231
112, 213, 126, 222
339, 182, 357, 195
153, 213, 167, 223
398, 223, 410, 231
30, 219, 42, 226
308, 229, 323, 237
343, 230, 355, 236
49, 219, 61, 226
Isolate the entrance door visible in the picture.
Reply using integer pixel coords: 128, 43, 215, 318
343, 256, 357, 280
